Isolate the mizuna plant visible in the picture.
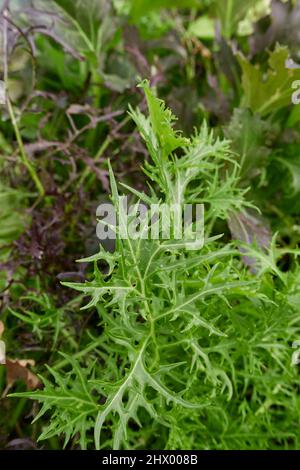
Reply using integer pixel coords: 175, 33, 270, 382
11, 83, 300, 450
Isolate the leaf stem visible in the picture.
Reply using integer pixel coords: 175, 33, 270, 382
3, 9, 45, 198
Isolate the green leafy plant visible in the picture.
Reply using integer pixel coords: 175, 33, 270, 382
10, 83, 300, 450
2, 0, 300, 451
237, 45, 300, 117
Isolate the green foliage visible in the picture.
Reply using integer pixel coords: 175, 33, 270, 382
238, 46, 300, 117
216, 0, 265, 38
28, 358, 98, 449
275, 154, 300, 195
129, 0, 197, 20
11, 85, 300, 450
0, 185, 27, 261
2, 0, 300, 452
